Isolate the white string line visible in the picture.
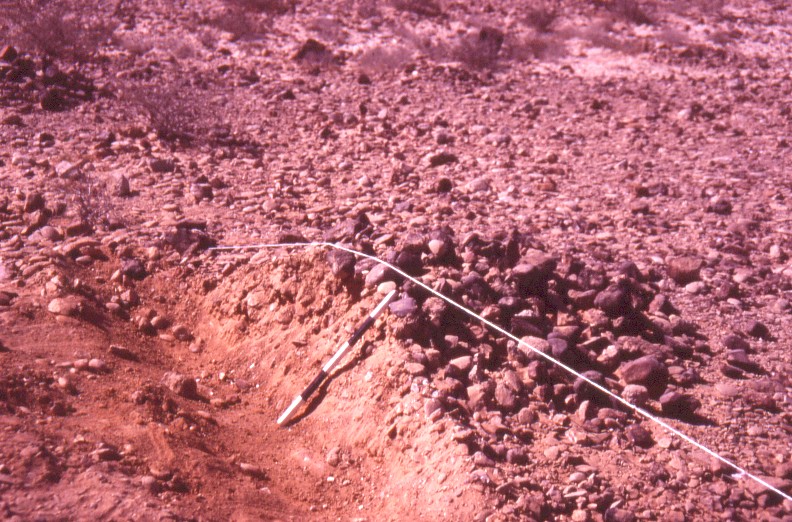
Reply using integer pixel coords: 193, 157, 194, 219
210, 241, 792, 502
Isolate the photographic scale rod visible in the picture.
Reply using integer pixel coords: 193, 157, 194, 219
276, 289, 396, 426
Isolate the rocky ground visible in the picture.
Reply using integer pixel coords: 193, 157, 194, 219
1, 0, 791, 520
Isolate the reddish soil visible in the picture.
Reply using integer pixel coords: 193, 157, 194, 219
1, 0, 791, 520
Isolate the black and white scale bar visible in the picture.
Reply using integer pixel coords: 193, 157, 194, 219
277, 289, 396, 426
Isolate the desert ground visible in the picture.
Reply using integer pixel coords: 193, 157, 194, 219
1, 0, 791, 520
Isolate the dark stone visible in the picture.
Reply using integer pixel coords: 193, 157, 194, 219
65, 221, 93, 237
720, 363, 744, 379
726, 350, 762, 373
605, 508, 636, 522
619, 356, 668, 398
428, 151, 458, 167
594, 284, 632, 317
40, 88, 66, 111
746, 320, 770, 340
109, 344, 139, 361
659, 391, 701, 419
389, 296, 418, 318
573, 370, 606, 403
723, 334, 750, 352
625, 424, 654, 448
435, 177, 453, 192
294, 39, 331, 62
0, 45, 18, 62
326, 250, 356, 280
707, 198, 732, 215
149, 158, 175, 173
23, 192, 45, 213
121, 258, 147, 280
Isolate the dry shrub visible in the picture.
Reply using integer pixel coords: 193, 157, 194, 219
207, 7, 269, 41
610, 0, 655, 25
453, 27, 504, 69
509, 32, 567, 61
525, 2, 559, 33
221, 0, 294, 14
122, 79, 206, 144
391, 0, 442, 17
1, 0, 117, 63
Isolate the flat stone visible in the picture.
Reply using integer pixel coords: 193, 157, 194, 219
88, 358, 108, 372
365, 264, 393, 287
109, 345, 138, 361
389, 296, 417, 317
666, 256, 702, 284
47, 297, 82, 317
659, 391, 701, 418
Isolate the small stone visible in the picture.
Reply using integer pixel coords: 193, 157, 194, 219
707, 197, 732, 215
424, 398, 443, 417
625, 424, 653, 447
622, 384, 650, 408
389, 296, 417, 317
141, 475, 159, 493
149, 158, 175, 173
666, 257, 702, 284
161, 371, 198, 399
569, 471, 586, 483
365, 264, 393, 287
109, 345, 138, 361
604, 508, 635, 522
121, 258, 146, 280
714, 382, 740, 398
449, 356, 472, 372
23, 192, 45, 213
472, 451, 495, 467
726, 350, 761, 373
172, 325, 193, 342
659, 391, 701, 418
239, 462, 266, 478
404, 362, 426, 376
377, 281, 397, 295
594, 284, 632, 317
40, 88, 66, 111
685, 281, 706, 294
115, 174, 131, 197
88, 358, 108, 372
326, 447, 341, 467
571, 509, 589, 522
723, 334, 750, 352
428, 151, 458, 167
92, 446, 121, 461
494, 382, 516, 410
746, 320, 770, 340
47, 297, 82, 317
326, 250, 355, 280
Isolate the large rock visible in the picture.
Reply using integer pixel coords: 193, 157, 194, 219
618, 356, 668, 398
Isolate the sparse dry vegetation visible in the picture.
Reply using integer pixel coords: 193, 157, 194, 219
1, 0, 117, 62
